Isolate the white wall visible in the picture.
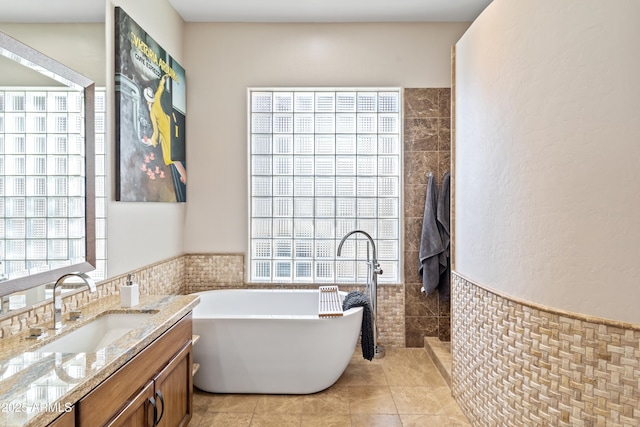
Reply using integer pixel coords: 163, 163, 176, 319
455, 0, 640, 324
106, 0, 186, 277
183, 22, 469, 254
0, 24, 105, 86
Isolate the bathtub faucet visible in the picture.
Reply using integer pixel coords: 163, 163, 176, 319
337, 230, 385, 359
51, 272, 97, 330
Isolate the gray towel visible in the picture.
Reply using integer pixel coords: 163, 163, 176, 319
342, 291, 374, 361
418, 173, 444, 296
437, 172, 451, 301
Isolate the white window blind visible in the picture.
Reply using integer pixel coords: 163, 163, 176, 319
249, 89, 401, 284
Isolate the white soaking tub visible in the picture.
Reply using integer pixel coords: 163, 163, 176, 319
191, 289, 363, 394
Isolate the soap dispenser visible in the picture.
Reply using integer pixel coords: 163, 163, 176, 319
121, 273, 139, 307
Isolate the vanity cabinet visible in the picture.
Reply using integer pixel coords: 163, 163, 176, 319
75, 313, 193, 427
48, 407, 75, 427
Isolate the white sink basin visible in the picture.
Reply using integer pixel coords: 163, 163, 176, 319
36, 313, 155, 353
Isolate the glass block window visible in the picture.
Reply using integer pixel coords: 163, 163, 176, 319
0, 87, 107, 281
93, 89, 107, 280
249, 89, 401, 283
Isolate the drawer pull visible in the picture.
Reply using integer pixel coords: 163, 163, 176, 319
148, 396, 157, 427
155, 390, 165, 425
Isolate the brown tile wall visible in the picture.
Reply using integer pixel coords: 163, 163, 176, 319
403, 88, 452, 346
451, 272, 640, 427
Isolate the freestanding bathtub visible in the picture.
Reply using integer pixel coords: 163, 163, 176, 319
191, 289, 363, 394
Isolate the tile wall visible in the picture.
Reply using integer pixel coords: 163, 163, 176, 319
0, 255, 184, 338
452, 272, 640, 427
403, 88, 452, 346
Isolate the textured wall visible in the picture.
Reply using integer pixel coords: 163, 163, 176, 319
455, 0, 640, 324
403, 88, 452, 345
452, 273, 640, 427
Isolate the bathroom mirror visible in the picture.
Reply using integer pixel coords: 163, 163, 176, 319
0, 31, 95, 298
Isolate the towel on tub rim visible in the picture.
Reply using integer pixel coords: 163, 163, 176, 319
342, 291, 374, 361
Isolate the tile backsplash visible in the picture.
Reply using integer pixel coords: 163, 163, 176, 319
0, 255, 184, 338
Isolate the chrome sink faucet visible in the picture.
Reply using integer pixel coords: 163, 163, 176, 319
337, 229, 385, 358
51, 273, 97, 330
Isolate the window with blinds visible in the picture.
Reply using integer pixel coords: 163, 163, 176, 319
249, 89, 401, 284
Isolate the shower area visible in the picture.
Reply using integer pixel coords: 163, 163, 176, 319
402, 87, 452, 347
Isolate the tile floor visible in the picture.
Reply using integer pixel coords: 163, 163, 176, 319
189, 347, 471, 426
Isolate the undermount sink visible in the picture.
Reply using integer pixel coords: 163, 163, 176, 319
36, 313, 155, 353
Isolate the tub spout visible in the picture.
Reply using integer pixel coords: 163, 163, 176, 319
51, 272, 97, 330
337, 230, 384, 359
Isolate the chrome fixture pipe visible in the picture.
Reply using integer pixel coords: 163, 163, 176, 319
51, 273, 97, 329
337, 230, 385, 358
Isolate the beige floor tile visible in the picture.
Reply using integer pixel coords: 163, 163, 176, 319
382, 362, 433, 386
335, 362, 388, 386
197, 412, 253, 427
193, 389, 215, 412
400, 414, 458, 426
254, 394, 305, 414
191, 347, 470, 426
350, 413, 403, 427
432, 384, 467, 416
447, 413, 473, 426
301, 413, 352, 427
348, 385, 397, 414
349, 349, 382, 365
249, 413, 301, 427
207, 394, 260, 413
390, 386, 445, 415
187, 412, 202, 426
302, 385, 350, 414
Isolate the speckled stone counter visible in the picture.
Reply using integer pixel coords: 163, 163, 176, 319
0, 294, 200, 427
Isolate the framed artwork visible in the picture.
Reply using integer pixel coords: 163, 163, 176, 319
114, 7, 187, 202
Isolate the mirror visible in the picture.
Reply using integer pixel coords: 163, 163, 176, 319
0, 31, 95, 298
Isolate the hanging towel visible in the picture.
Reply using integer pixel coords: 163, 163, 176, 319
418, 173, 444, 296
342, 291, 375, 361
437, 172, 451, 302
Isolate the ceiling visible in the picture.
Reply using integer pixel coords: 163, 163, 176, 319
0, 0, 491, 23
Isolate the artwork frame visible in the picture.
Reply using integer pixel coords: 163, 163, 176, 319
114, 7, 187, 202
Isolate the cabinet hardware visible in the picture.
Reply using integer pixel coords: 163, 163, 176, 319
149, 396, 157, 427
155, 390, 165, 425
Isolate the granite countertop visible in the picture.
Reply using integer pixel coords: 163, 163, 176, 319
0, 294, 200, 427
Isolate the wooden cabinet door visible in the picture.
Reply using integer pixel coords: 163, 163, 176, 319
105, 381, 154, 427
153, 343, 192, 427
48, 407, 75, 427
77, 314, 192, 427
